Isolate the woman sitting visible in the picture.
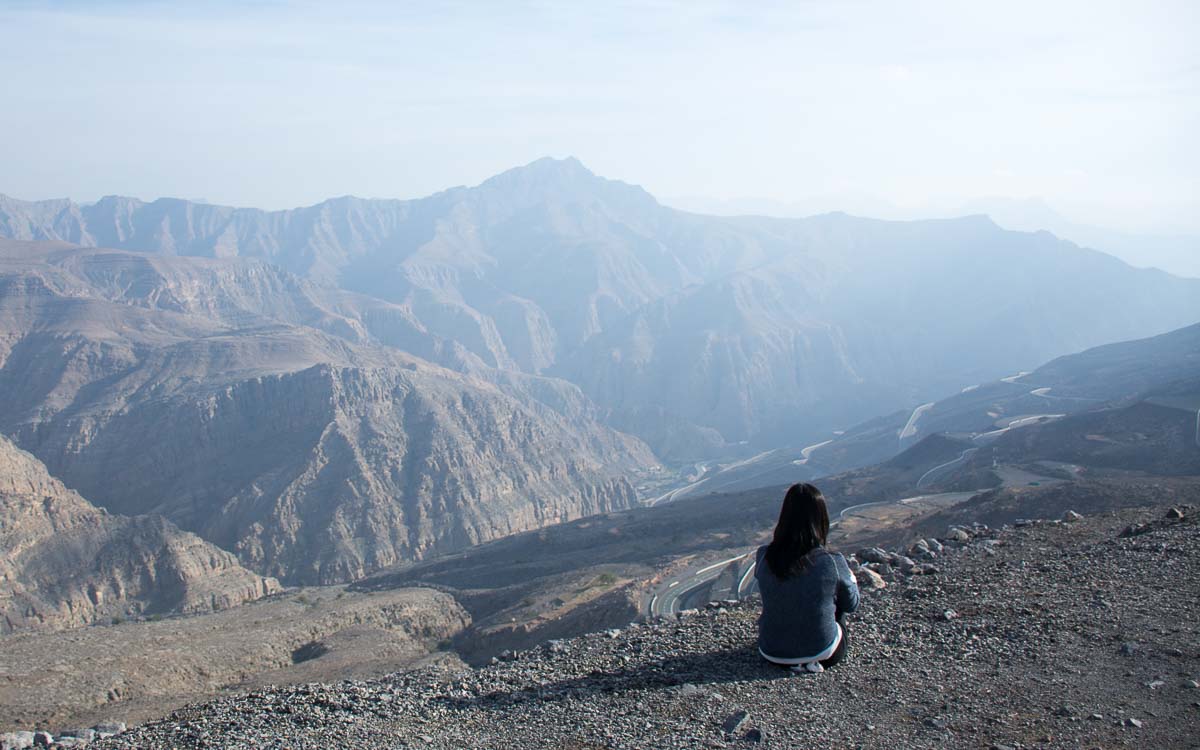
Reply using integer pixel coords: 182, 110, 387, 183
755, 482, 859, 673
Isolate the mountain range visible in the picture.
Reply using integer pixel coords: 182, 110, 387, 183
958, 196, 1200, 279
4, 158, 1199, 461
1, 157, 1198, 588
668, 193, 1200, 279
0, 240, 650, 585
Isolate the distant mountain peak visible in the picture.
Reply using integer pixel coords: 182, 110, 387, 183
528, 154, 589, 171
475, 157, 656, 210
480, 156, 597, 189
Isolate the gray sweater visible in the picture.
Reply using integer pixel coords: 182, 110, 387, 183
755, 545, 860, 659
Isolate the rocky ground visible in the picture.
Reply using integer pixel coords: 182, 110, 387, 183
70, 502, 1199, 750
355, 483, 788, 664
0, 587, 468, 734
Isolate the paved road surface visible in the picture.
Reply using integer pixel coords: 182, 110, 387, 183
646, 451, 779, 507
916, 448, 979, 489
793, 439, 833, 466
898, 402, 935, 447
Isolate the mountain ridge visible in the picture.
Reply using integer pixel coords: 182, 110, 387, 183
7, 158, 1197, 459
0, 238, 653, 585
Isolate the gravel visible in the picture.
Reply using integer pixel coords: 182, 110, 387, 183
92, 504, 1199, 749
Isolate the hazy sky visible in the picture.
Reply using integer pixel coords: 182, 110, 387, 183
2, 0, 1197, 233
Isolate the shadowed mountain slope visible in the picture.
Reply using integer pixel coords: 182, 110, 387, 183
804, 321, 1200, 475
0, 435, 279, 634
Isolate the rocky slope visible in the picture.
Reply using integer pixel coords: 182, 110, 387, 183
864, 389, 1200, 500
0, 585, 469, 733
355, 483, 791, 664
0, 435, 278, 634
5, 159, 1200, 458
88, 503, 1200, 749
901, 477, 1200, 545
0, 240, 653, 585
805, 320, 1200, 475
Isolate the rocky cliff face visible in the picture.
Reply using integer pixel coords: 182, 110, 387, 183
0, 240, 652, 585
0, 436, 279, 634
31, 362, 646, 584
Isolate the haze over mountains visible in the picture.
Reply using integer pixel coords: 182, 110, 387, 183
669, 193, 1200, 280
2, 159, 1199, 738
803, 320, 1200, 476
0, 158, 1198, 590
957, 196, 1200, 279
3, 158, 1199, 464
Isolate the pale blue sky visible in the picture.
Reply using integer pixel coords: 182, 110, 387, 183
1, 1, 1197, 232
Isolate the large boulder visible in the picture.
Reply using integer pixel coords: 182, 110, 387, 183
858, 547, 891, 564
856, 567, 886, 590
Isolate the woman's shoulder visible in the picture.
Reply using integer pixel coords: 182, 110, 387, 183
810, 547, 846, 568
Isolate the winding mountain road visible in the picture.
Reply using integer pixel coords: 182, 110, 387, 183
644, 376, 1136, 617
647, 452, 779, 507
643, 493, 971, 618
1030, 386, 1103, 404
898, 402, 935, 447
794, 439, 833, 466
916, 448, 979, 489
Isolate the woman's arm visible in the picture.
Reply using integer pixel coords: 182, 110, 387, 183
832, 552, 860, 615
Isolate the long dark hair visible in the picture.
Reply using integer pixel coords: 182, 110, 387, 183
764, 483, 830, 579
